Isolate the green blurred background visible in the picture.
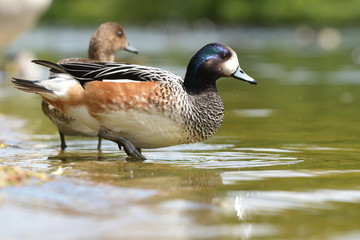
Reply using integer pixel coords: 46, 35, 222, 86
40, 0, 360, 26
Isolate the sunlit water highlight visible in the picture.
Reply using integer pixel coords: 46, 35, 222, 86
2, 26, 360, 239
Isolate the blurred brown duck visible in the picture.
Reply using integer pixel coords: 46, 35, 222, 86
42, 22, 138, 150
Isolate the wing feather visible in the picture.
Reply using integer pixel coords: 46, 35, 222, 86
62, 62, 183, 83
32, 60, 184, 87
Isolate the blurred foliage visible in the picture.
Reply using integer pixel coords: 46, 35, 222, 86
40, 0, 360, 26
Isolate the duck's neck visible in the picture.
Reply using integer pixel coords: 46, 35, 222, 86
184, 65, 219, 94
182, 61, 225, 142
88, 40, 115, 62
183, 78, 225, 142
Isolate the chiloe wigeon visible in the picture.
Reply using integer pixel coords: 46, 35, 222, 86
13, 43, 256, 160
42, 22, 138, 150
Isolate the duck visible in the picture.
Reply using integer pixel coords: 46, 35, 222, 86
41, 22, 138, 150
12, 43, 256, 160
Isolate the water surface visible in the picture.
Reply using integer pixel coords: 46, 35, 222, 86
1, 27, 360, 239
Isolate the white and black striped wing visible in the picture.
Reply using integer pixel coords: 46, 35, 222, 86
79, 63, 183, 83
33, 60, 183, 85
33, 60, 184, 88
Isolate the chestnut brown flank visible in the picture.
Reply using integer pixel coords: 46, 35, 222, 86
84, 81, 161, 113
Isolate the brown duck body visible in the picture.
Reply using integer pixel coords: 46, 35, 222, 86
41, 22, 138, 149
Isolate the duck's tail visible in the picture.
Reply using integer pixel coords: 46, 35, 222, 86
12, 78, 53, 94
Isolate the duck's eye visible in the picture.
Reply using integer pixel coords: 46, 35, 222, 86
220, 52, 230, 59
117, 30, 123, 37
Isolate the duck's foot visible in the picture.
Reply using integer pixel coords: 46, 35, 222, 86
59, 131, 67, 150
98, 128, 145, 161
97, 136, 102, 150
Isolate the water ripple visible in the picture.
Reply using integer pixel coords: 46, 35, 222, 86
221, 169, 360, 183
228, 189, 360, 220
1, 133, 304, 170
144, 145, 302, 169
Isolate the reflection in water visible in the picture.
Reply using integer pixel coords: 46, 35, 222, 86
235, 195, 246, 220
233, 109, 275, 118
0, 116, 28, 146
0, 117, 305, 239
144, 144, 302, 169
232, 189, 360, 219
222, 169, 360, 183
3, 26, 360, 239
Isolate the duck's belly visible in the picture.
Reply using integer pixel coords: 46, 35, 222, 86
43, 101, 98, 137
50, 112, 98, 137
97, 109, 189, 149
66, 105, 101, 133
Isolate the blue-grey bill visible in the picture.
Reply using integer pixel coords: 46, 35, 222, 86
125, 44, 139, 54
232, 67, 256, 85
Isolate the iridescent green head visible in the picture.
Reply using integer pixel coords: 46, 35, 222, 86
184, 43, 256, 92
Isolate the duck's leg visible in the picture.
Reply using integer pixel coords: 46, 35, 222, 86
59, 131, 67, 150
97, 136, 102, 150
98, 128, 145, 161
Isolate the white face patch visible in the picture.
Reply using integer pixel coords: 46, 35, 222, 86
221, 49, 240, 76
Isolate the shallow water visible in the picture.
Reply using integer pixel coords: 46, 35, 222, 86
1, 27, 360, 239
